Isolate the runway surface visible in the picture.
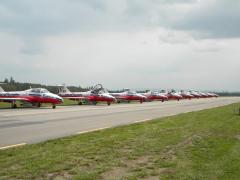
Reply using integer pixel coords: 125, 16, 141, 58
0, 97, 239, 148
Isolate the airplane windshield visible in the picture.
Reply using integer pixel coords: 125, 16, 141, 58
30, 88, 49, 93
127, 91, 136, 95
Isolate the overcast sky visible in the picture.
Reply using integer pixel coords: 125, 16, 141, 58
0, 0, 239, 91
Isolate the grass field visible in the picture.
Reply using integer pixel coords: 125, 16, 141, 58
0, 103, 240, 179
0, 102, 11, 108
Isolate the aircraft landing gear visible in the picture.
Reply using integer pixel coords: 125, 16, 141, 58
78, 101, 82, 105
161, 99, 164, 102
11, 103, 17, 109
92, 101, 97, 105
37, 102, 41, 107
117, 100, 121, 103
107, 102, 111, 106
140, 100, 143, 103
52, 104, 56, 109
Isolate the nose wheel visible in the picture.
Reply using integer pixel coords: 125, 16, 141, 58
11, 102, 17, 108
52, 104, 56, 109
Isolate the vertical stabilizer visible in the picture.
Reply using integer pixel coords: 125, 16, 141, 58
57, 84, 71, 94
0, 86, 4, 92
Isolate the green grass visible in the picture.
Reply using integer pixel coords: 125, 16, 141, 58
0, 102, 11, 108
1, 103, 240, 179
0, 99, 82, 108
0, 102, 56, 109
0, 99, 108, 108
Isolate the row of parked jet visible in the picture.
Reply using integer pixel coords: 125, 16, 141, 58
0, 84, 219, 109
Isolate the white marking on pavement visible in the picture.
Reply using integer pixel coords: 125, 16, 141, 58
135, 118, 151, 123
76, 127, 110, 134
0, 143, 26, 150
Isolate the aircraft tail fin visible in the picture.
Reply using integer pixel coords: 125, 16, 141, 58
0, 86, 4, 92
57, 84, 72, 94
0, 83, 5, 92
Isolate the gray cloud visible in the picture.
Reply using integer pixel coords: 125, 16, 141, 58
1, 0, 239, 39
170, 0, 240, 38
0, 0, 240, 91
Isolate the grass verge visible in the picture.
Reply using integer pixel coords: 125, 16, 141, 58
1, 103, 240, 179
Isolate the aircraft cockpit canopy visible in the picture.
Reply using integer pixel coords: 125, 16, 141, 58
127, 91, 137, 95
28, 88, 50, 93
152, 92, 158, 95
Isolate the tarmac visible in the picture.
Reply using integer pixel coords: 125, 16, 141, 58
0, 97, 239, 149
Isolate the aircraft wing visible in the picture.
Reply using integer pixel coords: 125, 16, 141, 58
0, 97, 29, 101
62, 96, 86, 100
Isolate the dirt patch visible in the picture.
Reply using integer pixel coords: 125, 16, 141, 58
158, 168, 175, 174
118, 147, 133, 154
139, 176, 159, 180
161, 145, 177, 161
125, 155, 151, 168
177, 137, 193, 147
101, 167, 128, 180
161, 135, 202, 161
47, 171, 72, 180
235, 135, 240, 140
101, 156, 152, 179
176, 135, 202, 149
139, 168, 175, 180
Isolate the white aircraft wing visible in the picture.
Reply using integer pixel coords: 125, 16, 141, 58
0, 97, 29, 101
62, 96, 86, 100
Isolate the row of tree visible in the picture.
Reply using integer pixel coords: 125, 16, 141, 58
1, 77, 240, 96
1, 77, 89, 94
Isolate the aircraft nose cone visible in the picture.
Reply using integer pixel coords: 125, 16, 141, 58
55, 95, 64, 103
110, 96, 116, 101
139, 94, 147, 99
104, 94, 116, 101
60, 97, 64, 103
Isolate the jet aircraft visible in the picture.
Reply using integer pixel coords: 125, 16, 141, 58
179, 90, 194, 100
160, 90, 183, 101
110, 90, 147, 103
58, 84, 116, 105
0, 85, 63, 109
141, 91, 168, 102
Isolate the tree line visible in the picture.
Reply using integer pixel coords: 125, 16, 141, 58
1, 77, 90, 94
1, 77, 240, 96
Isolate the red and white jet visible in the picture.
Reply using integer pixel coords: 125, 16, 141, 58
190, 91, 202, 98
141, 91, 168, 102
179, 91, 194, 100
0, 85, 63, 109
58, 84, 116, 106
198, 92, 209, 98
110, 90, 147, 103
160, 90, 183, 101
206, 92, 219, 97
